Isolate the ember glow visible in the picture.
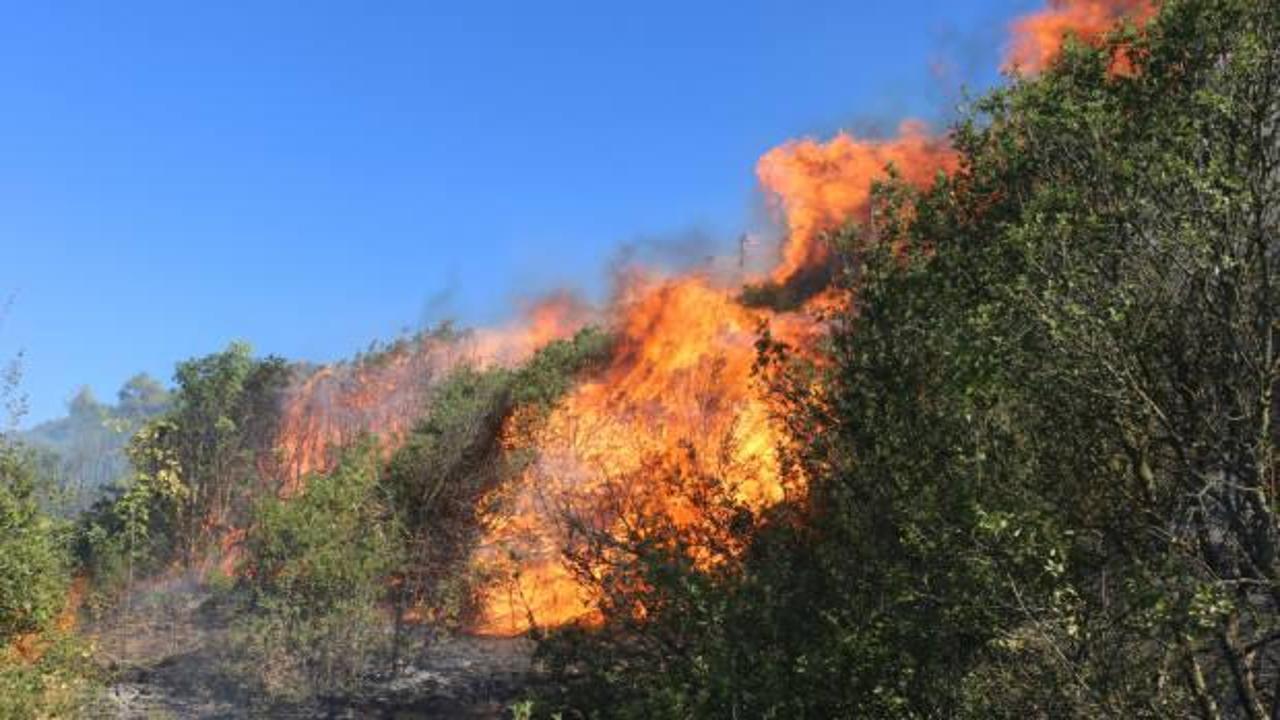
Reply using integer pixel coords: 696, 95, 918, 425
1005, 0, 1157, 72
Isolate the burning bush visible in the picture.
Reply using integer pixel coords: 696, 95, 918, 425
385, 327, 613, 633
0, 369, 98, 717
526, 1, 1280, 716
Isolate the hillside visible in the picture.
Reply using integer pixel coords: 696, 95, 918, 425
5, 1, 1280, 717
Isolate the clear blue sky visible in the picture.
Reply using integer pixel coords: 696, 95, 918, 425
1, 0, 1036, 426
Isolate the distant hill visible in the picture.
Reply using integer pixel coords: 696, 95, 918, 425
23, 374, 171, 513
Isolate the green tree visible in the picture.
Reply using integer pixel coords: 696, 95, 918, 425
24, 374, 171, 514
0, 439, 69, 649
164, 342, 289, 562
115, 373, 171, 420
0, 337, 68, 650
77, 344, 287, 600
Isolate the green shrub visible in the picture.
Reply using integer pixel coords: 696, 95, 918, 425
231, 439, 401, 699
0, 444, 71, 651
0, 434, 97, 715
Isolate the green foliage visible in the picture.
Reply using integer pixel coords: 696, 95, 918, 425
78, 342, 290, 588
163, 341, 290, 561
231, 439, 401, 699
533, 453, 775, 718
0, 631, 100, 720
0, 331, 97, 716
75, 420, 190, 609
115, 373, 172, 420
0, 341, 72, 648
509, 326, 613, 411
213, 327, 612, 699
205, 565, 235, 597
241, 440, 399, 614
0, 443, 70, 648
385, 365, 513, 624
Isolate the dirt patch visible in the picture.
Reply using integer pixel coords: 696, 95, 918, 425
87, 579, 537, 719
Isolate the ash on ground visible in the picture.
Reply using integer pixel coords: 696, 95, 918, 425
89, 578, 537, 719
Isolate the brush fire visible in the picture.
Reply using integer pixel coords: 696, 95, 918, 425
243, 0, 1159, 638
14, 0, 1269, 716
245, 125, 960, 636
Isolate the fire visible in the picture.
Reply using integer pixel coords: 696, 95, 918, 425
243, 293, 591, 579
1005, 0, 1157, 73
5, 576, 86, 664
265, 123, 946, 635
471, 291, 597, 367
216, 528, 246, 578
474, 275, 816, 635
272, 292, 592, 492
263, 0, 1152, 639
756, 121, 956, 286
273, 340, 452, 492
55, 576, 85, 634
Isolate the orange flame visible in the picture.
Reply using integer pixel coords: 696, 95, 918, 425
1005, 0, 1157, 73
273, 342, 449, 491
88, 0, 1167, 644
266, 121, 948, 635
228, 294, 593, 578
5, 576, 85, 664
263, 122, 954, 635
272, 292, 593, 493
259, 0, 1163, 639
757, 120, 956, 285
471, 291, 597, 367
474, 274, 817, 635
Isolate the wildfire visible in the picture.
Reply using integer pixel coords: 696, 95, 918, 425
258, 0, 1157, 639
756, 121, 956, 286
1005, 0, 1157, 72
272, 292, 593, 492
474, 274, 817, 635
273, 342, 450, 492
472, 291, 597, 367
5, 576, 86, 664
270, 118, 955, 635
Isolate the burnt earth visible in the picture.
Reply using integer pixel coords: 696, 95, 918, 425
88, 578, 536, 719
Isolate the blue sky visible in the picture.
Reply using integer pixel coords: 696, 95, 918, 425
0, 0, 1036, 425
